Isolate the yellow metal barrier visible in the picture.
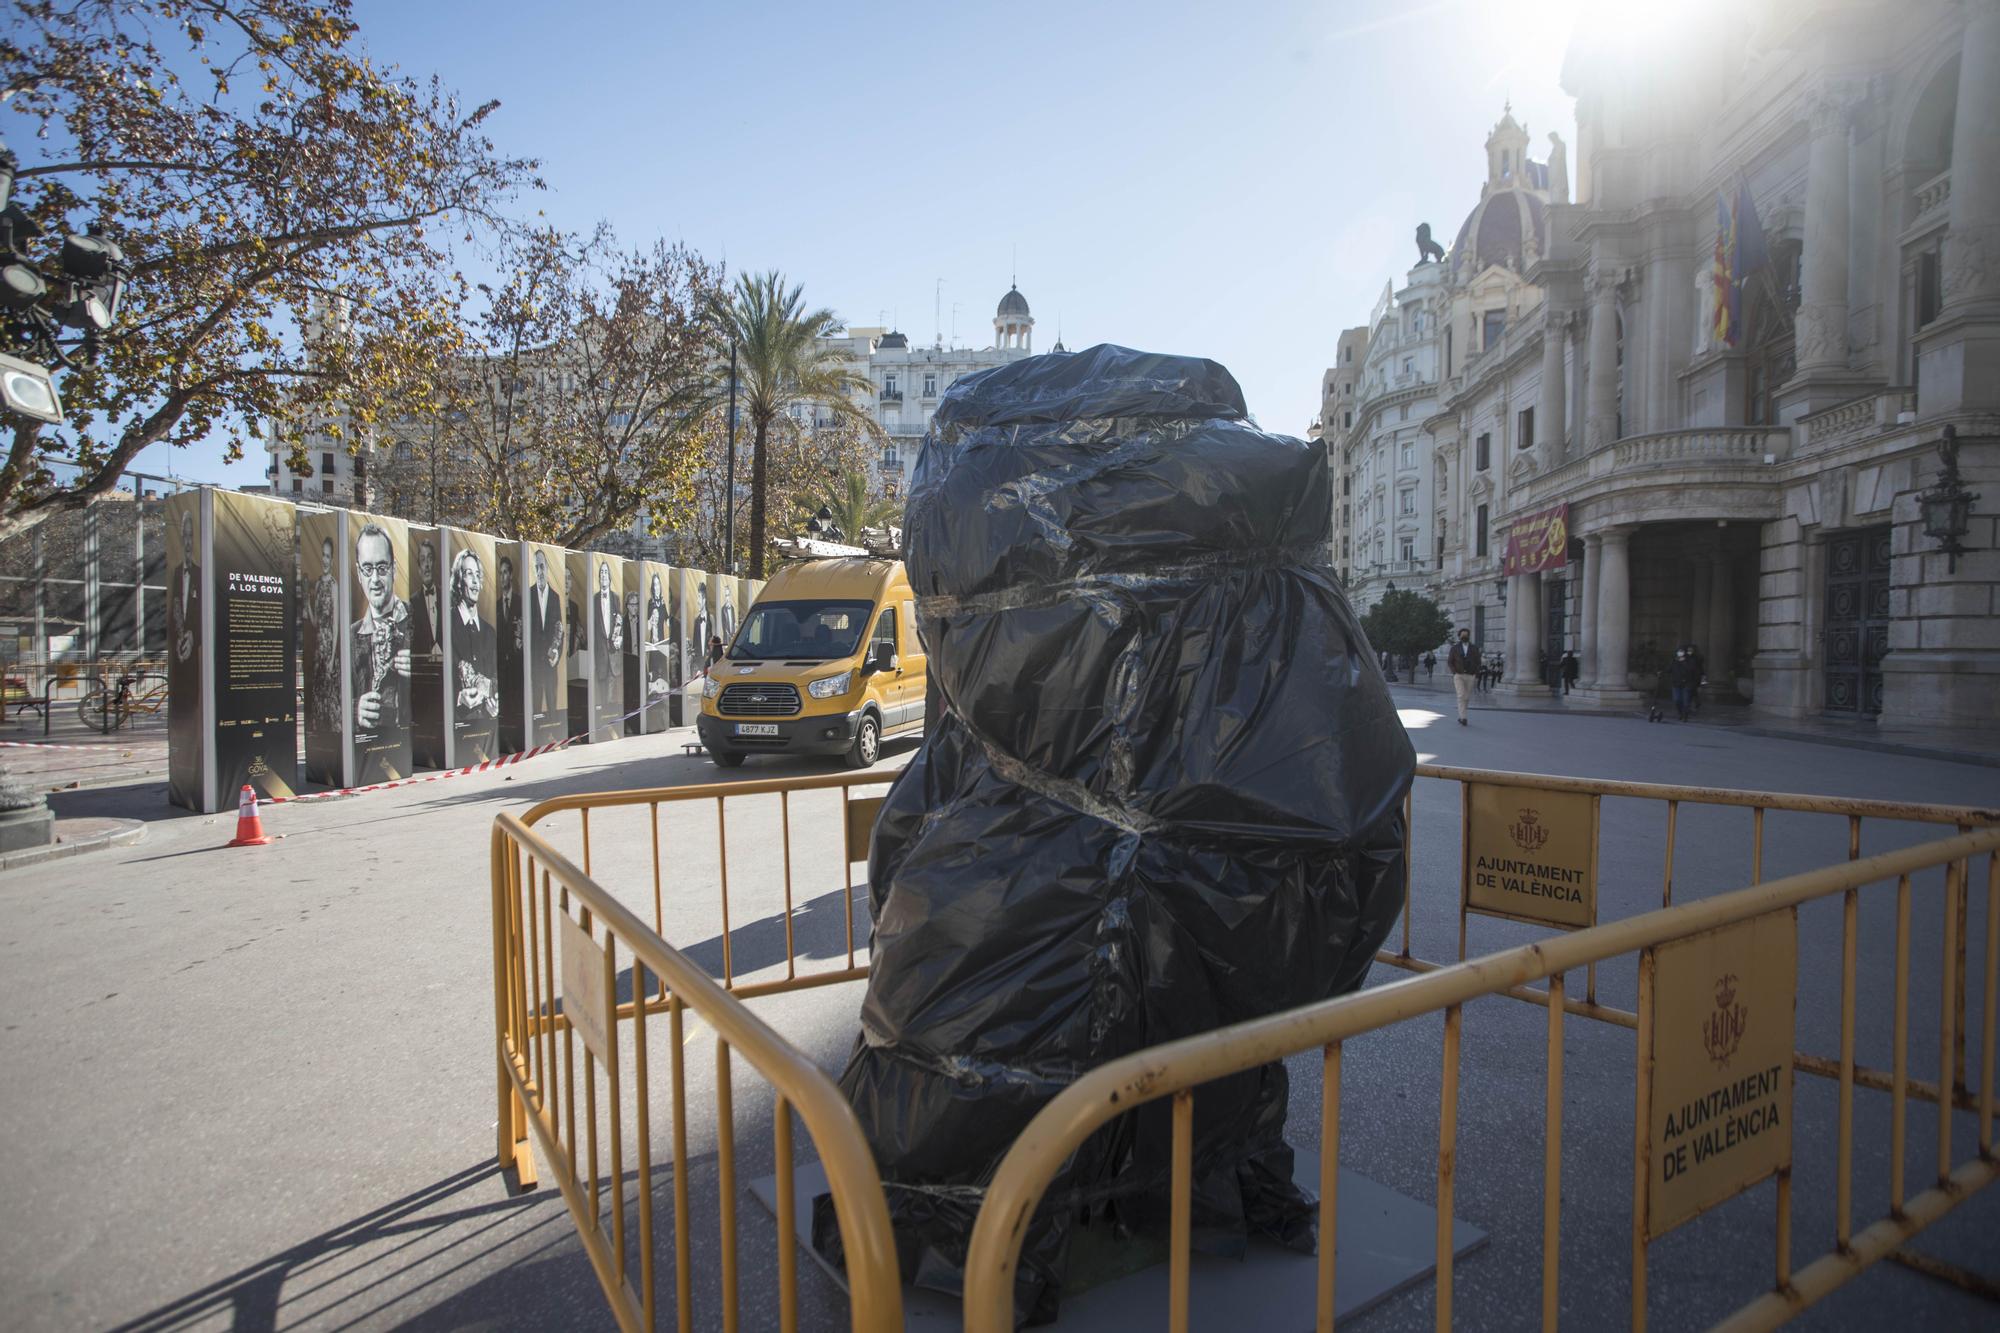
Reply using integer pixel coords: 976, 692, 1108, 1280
1385, 769, 1998, 1120
960, 828, 2000, 1332
490, 780, 903, 1332
492, 762, 1999, 1330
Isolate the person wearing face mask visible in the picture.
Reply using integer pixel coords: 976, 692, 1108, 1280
1665, 647, 1700, 722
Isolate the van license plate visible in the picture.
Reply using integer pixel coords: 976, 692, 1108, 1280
734, 723, 779, 737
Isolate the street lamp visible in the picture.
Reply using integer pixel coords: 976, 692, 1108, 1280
0, 136, 136, 855
1919, 425, 1979, 574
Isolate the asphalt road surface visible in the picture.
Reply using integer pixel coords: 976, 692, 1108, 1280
1, 694, 1993, 1331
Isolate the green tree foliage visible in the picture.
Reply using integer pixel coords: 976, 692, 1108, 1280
677, 413, 872, 573
798, 470, 898, 543
1360, 588, 1455, 661
389, 224, 723, 547
708, 271, 877, 577
0, 0, 538, 539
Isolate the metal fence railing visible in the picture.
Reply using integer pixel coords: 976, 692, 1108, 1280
493, 771, 901, 1332
492, 765, 2000, 1331
961, 827, 2000, 1332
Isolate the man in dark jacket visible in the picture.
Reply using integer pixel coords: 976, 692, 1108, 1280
1446, 628, 1480, 726
1667, 648, 1700, 721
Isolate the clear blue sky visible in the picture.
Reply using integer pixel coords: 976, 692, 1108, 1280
158, 0, 1581, 487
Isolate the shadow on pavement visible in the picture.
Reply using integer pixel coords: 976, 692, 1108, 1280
103, 1161, 586, 1333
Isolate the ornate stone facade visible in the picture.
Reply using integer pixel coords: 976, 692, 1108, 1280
1318, 0, 2000, 724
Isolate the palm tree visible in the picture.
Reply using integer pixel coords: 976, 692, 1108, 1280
711, 271, 876, 577
800, 471, 899, 544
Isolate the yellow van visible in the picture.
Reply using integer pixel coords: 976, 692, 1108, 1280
697, 558, 926, 768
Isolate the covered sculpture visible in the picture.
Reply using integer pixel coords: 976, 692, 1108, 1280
815, 344, 1414, 1320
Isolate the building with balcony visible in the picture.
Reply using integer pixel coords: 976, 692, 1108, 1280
1318, 1, 1999, 726
827, 282, 1047, 496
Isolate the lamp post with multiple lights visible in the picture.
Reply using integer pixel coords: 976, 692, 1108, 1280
0, 136, 136, 854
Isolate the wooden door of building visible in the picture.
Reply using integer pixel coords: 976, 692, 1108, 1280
1823, 526, 1890, 715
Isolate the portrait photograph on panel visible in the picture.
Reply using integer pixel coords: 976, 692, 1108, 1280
640, 561, 672, 733
669, 565, 696, 726
587, 553, 625, 740
408, 527, 446, 768
522, 542, 567, 748
348, 513, 414, 784
717, 575, 737, 650
621, 558, 643, 728
688, 568, 712, 680
445, 529, 500, 765
299, 510, 345, 786
164, 490, 205, 810
495, 541, 525, 755
565, 550, 591, 739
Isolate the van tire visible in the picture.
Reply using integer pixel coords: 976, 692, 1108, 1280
709, 747, 745, 768
844, 714, 880, 769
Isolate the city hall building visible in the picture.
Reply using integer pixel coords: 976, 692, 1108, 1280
1321, 0, 1997, 725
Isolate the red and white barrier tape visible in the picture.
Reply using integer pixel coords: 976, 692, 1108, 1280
0, 738, 137, 751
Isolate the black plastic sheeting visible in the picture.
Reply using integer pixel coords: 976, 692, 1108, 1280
813, 344, 1414, 1322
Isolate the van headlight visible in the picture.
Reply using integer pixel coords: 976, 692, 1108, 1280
703, 674, 719, 698
808, 670, 852, 699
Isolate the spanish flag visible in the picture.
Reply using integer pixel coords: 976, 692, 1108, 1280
1713, 180, 1772, 348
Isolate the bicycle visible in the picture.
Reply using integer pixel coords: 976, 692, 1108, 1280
77, 672, 167, 733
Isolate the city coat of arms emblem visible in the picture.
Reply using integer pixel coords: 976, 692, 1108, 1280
1703, 973, 1748, 1068
1509, 808, 1550, 852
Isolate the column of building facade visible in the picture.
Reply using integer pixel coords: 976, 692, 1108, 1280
1506, 572, 1542, 687
1689, 557, 1712, 656
1579, 533, 1602, 684
1793, 87, 1854, 377
1942, 0, 2000, 319
1642, 246, 1687, 436
1584, 269, 1620, 451
1708, 558, 1736, 692
1593, 527, 1634, 697
1539, 308, 1568, 464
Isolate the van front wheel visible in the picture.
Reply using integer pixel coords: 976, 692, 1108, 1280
844, 714, 880, 769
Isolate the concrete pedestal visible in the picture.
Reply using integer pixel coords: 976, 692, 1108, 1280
751, 1148, 1487, 1329
0, 803, 54, 853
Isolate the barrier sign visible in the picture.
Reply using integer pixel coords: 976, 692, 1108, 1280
560, 914, 613, 1064
846, 796, 886, 864
1642, 911, 1796, 1239
1463, 784, 1597, 929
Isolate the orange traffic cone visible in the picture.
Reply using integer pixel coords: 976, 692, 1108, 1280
228, 784, 274, 847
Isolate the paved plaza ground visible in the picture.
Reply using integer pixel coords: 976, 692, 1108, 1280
0, 692, 1995, 1331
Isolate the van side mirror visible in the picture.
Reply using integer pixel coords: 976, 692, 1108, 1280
870, 641, 895, 674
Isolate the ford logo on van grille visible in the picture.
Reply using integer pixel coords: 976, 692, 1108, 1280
720, 683, 801, 717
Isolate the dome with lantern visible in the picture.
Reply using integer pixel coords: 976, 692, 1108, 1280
1450, 105, 1555, 279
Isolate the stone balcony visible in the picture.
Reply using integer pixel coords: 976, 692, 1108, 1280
1520, 426, 1792, 526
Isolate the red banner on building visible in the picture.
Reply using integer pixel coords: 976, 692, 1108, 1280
1503, 503, 1571, 576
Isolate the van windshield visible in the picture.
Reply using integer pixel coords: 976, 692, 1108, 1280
731, 599, 875, 661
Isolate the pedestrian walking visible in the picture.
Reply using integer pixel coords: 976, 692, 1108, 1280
1446, 628, 1480, 726
1423, 651, 1436, 682
1667, 648, 1699, 722
1561, 650, 1579, 695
